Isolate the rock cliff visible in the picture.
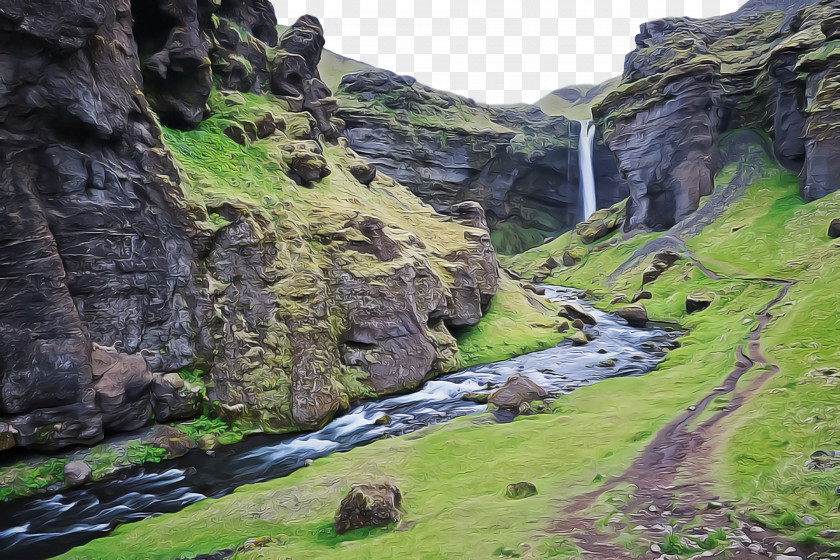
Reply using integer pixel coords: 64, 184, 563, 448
335, 70, 628, 254
594, 0, 839, 230
0, 2, 498, 450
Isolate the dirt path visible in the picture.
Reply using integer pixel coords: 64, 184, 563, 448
550, 283, 809, 559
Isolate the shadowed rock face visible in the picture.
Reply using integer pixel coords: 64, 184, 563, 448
335, 70, 628, 254
0, 3, 499, 449
595, 0, 838, 230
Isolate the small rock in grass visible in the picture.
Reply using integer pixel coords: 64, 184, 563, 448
334, 483, 401, 534
505, 482, 537, 500
749, 526, 765, 533
488, 375, 547, 411
650, 543, 662, 553
239, 536, 274, 552
828, 218, 840, 239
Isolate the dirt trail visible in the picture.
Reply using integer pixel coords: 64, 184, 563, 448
550, 283, 805, 559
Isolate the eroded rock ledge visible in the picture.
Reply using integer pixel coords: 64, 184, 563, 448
0, 2, 498, 451
335, 69, 628, 254
595, 0, 840, 230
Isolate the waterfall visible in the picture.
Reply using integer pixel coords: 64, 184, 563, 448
578, 120, 597, 221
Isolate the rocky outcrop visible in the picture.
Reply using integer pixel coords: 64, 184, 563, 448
335, 70, 628, 253
0, 4, 499, 450
595, 0, 840, 230
334, 483, 402, 534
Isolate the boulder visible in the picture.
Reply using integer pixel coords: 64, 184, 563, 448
349, 160, 376, 185
462, 392, 489, 404
91, 345, 154, 432
0, 423, 17, 452
576, 219, 610, 244
505, 482, 537, 499
147, 425, 194, 459
570, 330, 589, 346
557, 302, 597, 326
617, 304, 648, 327
632, 290, 652, 303
63, 460, 92, 487
610, 294, 630, 305
686, 292, 715, 314
150, 373, 204, 422
829, 219, 840, 239
334, 483, 402, 534
642, 251, 681, 285
488, 375, 547, 410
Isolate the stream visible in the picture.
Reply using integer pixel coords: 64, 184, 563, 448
0, 286, 680, 559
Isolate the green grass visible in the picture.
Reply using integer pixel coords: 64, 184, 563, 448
456, 275, 572, 368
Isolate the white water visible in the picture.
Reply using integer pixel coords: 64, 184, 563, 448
578, 119, 597, 221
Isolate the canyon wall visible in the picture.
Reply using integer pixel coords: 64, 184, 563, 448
0, 1, 498, 450
595, 0, 839, 230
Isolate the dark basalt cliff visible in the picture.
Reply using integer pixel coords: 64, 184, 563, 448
0, 1, 498, 450
595, 0, 840, 230
335, 70, 628, 254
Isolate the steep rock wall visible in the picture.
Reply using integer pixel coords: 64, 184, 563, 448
595, 0, 839, 230
0, 2, 498, 450
335, 70, 628, 254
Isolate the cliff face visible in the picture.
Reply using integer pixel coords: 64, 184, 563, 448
595, 0, 839, 230
0, 2, 498, 450
335, 70, 628, 254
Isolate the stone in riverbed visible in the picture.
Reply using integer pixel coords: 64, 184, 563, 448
147, 425, 194, 459
505, 482, 537, 499
557, 302, 597, 326
462, 392, 489, 404
570, 330, 589, 345
334, 483, 402, 534
617, 304, 648, 327
488, 375, 547, 410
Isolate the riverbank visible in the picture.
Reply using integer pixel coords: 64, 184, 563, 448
2, 287, 676, 559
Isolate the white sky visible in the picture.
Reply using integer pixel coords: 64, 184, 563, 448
271, 0, 747, 104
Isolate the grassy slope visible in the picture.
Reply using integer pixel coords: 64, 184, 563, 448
55, 139, 840, 558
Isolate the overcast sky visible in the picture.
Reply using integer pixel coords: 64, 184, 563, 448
271, 0, 747, 105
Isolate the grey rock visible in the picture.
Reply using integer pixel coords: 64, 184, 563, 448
63, 460, 92, 487
488, 374, 547, 411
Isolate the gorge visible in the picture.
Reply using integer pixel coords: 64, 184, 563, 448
1, 0, 840, 559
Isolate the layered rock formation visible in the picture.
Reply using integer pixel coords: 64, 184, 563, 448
595, 0, 839, 230
335, 70, 628, 254
0, 2, 498, 450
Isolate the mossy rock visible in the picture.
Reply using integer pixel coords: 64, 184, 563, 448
505, 482, 538, 500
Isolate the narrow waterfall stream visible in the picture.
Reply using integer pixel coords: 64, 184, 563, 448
578, 120, 597, 220
0, 287, 680, 560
